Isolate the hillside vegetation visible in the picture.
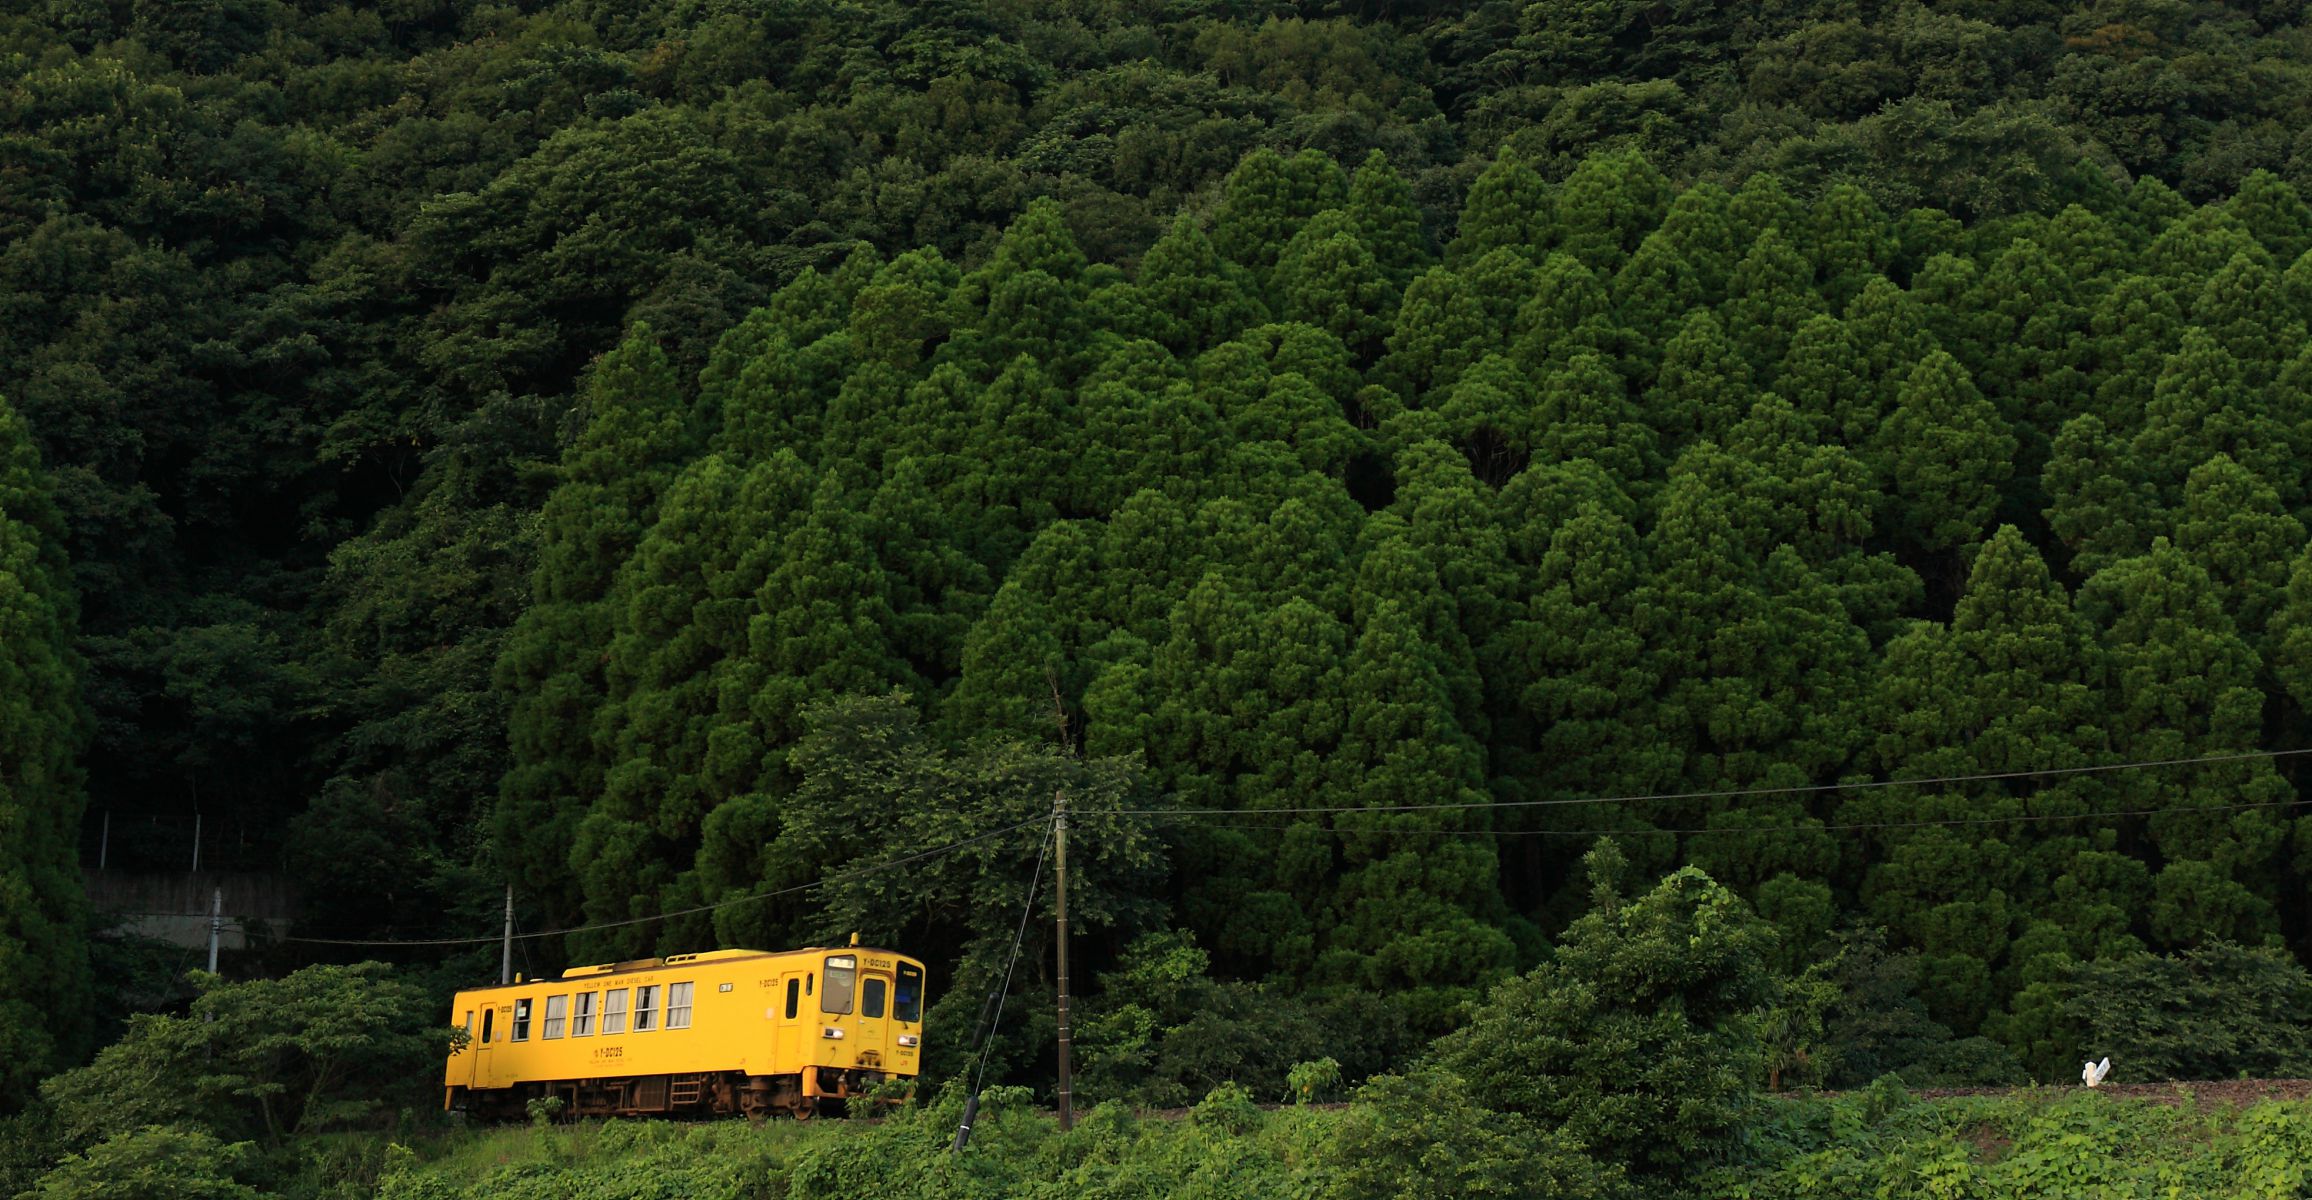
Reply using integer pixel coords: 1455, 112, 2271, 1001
10, 0, 2312, 1187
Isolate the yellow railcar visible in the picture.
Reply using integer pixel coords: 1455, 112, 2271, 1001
442, 944, 925, 1120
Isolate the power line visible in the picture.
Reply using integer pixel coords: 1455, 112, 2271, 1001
954, 816, 1055, 1154
1114, 747, 2312, 818
1161, 796, 2312, 839
274, 817, 1047, 948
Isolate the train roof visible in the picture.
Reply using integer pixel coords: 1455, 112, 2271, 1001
450, 944, 916, 995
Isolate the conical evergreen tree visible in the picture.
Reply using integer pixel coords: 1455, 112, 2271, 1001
1535, 351, 1655, 486
2043, 414, 2158, 577
1514, 253, 1617, 374
0, 393, 92, 1103
1874, 350, 2017, 557
1552, 147, 1672, 272
2076, 540, 2287, 948
2144, 207, 2266, 299
1449, 150, 1551, 265
1211, 147, 1349, 278
1379, 266, 1490, 400
495, 327, 698, 919
1806, 181, 1895, 310
2084, 274, 2185, 429
1432, 354, 1537, 485
2226, 169, 2312, 267
1647, 309, 1754, 448
1324, 594, 1514, 1033
1721, 226, 1826, 385
2132, 328, 2292, 509
847, 248, 961, 371
2040, 204, 2129, 289
1131, 213, 1267, 355
2191, 251, 2300, 385
1272, 211, 1395, 358
1858, 528, 2110, 1036
1841, 275, 1939, 413
1348, 149, 1429, 281
1608, 230, 1704, 372
1776, 314, 1873, 444
2171, 455, 2306, 649
1650, 179, 1740, 305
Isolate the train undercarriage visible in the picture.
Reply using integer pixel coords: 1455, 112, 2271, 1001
449, 1065, 891, 1122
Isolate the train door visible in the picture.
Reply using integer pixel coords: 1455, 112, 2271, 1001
773, 967, 808, 1069
472, 1003, 497, 1088
854, 966, 891, 1069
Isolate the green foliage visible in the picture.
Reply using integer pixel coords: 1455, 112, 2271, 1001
1316, 1069, 1612, 1200
20, 1127, 260, 1200
39, 963, 453, 1149
0, 395, 91, 1108
2065, 942, 2312, 1081
1427, 851, 1776, 1185
1074, 932, 1326, 1110
20, 0, 2312, 1113
1286, 1057, 1342, 1105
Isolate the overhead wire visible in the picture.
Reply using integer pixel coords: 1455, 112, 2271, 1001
1111, 746, 2312, 818
273, 816, 1048, 948
226, 747, 2312, 950
1161, 796, 2312, 839
957, 818, 1058, 1156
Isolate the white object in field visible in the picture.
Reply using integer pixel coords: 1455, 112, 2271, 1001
2081, 1057, 2111, 1087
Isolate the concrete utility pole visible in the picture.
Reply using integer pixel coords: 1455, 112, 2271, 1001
1048, 670, 1075, 1132
1054, 792, 1074, 1132
206, 886, 223, 973
500, 884, 515, 985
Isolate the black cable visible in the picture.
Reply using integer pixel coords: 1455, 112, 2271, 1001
1163, 796, 2312, 839
1113, 746, 2312, 818
277, 816, 1045, 948
954, 815, 1055, 1153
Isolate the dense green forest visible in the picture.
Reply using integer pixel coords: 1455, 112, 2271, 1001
14, 0, 2312, 1172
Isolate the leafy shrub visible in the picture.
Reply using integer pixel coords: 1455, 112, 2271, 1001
2064, 941, 2312, 1081
39, 963, 456, 1149
1425, 847, 1775, 1186
1074, 931, 1329, 1108
1314, 1068, 1613, 1200
1287, 1057, 1343, 1104
21, 1126, 260, 1200
1190, 1082, 1261, 1134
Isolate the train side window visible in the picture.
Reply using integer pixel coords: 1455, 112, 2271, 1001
481, 1008, 494, 1044
896, 964, 923, 1022
667, 982, 693, 1029
511, 998, 531, 1042
602, 989, 628, 1035
573, 992, 595, 1037
543, 994, 567, 1039
822, 955, 856, 1015
784, 978, 799, 1020
635, 985, 659, 1032
862, 977, 886, 1019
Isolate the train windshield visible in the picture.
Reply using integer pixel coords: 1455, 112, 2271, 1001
822, 955, 856, 1014
895, 963, 923, 1022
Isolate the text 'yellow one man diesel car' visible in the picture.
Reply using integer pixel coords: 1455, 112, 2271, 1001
443, 943, 925, 1119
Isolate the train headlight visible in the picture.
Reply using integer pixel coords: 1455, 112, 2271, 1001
897, 1034, 920, 1047
821, 1027, 845, 1039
